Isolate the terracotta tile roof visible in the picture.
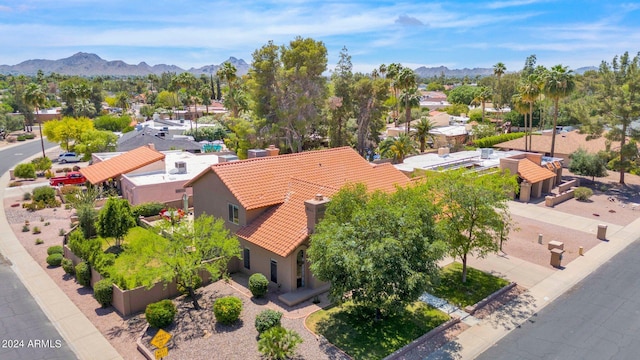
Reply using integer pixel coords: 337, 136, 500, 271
518, 158, 557, 183
80, 146, 165, 184
236, 179, 339, 257
186, 147, 410, 210
494, 130, 621, 155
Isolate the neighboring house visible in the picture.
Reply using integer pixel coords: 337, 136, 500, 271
397, 149, 562, 202
117, 126, 203, 153
82, 145, 221, 207
81, 145, 166, 191
184, 147, 411, 305
429, 125, 468, 148
120, 151, 219, 207
499, 153, 560, 202
493, 130, 622, 166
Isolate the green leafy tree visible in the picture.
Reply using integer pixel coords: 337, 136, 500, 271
429, 169, 518, 283
154, 214, 241, 309
353, 74, 389, 157
308, 183, 445, 320
543, 65, 576, 157
217, 63, 240, 117
599, 52, 640, 184
96, 197, 136, 248
94, 114, 132, 132
42, 116, 94, 151
74, 129, 118, 159
328, 46, 354, 147
378, 133, 417, 163
447, 85, 479, 106
140, 105, 155, 121
568, 148, 608, 182
223, 118, 257, 159
248, 40, 281, 143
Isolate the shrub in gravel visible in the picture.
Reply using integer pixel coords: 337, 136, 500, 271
32, 186, 56, 203
574, 187, 593, 201
35, 238, 44, 245
93, 279, 113, 307
46, 253, 63, 267
61, 258, 75, 275
249, 273, 269, 298
213, 296, 243, 325
75, 262, 91, 287
258, 326, 303, 360
14, 163, 36, 179
145, 300, 177, 329
23, 192, 32, 201
22, 225, 29, 232
255, 309, 282, 334
47, 245, 64, 255
32, 226, 41, 234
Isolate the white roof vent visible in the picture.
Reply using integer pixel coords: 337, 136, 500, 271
175, 161, 187, 174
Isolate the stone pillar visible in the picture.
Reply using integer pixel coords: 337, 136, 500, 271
520, 181, 532, 203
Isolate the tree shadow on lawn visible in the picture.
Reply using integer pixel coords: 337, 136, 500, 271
315, 304, 447, 360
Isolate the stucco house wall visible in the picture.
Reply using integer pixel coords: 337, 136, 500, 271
120, 177, 193, 206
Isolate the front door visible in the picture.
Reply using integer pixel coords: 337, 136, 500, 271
270, 259, 277, 283
296, 250, 305, 288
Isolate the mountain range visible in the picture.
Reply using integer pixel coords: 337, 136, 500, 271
0, 52, 251, 77
0, 52, 597, 78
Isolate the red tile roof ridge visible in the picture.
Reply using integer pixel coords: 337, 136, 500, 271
211, 146, 354, 168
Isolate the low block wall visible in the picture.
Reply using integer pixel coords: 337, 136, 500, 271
63, 245, 213, 316
558, 179, 580, 193
464, 282, 517, 315
545, 188, 575, 207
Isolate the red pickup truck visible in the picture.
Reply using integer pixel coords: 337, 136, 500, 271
49, 172, 87, 186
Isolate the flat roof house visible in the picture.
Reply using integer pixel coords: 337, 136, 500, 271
184, 147, 411, 305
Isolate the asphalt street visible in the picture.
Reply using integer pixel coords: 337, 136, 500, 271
477, 239, 640, 360
0, 139, 77, 360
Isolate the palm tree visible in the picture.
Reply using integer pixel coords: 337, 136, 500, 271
493, 62, 506, 109
379, 133, 417, 163
519, 74, 542, 152
216, 62, 239, 117
399, 87, 421, 134
511, 93, 529, 151
472, 87, 492, 122
543, 64, 575, 157
412, 117, 436, 153
386, 63, 402, 126
23, 83, 47, 158
396, 67, 418, 134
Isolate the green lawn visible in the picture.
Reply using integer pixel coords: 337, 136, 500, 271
96, 227, 171, 290
306, 302, 449, 360
431, 262, 510, 308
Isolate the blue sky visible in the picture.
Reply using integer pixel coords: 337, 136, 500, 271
1, 0, 639, 73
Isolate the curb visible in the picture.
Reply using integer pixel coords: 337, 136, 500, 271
136, 325, 155, 360
464, 282, 518, 315
384, 316, 462, 360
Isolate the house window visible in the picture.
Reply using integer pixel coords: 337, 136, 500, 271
270, 259, 278, 283
243, 248, 250, 270
228, 204, 239, 224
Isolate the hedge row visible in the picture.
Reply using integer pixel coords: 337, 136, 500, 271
473, 132, 526, 148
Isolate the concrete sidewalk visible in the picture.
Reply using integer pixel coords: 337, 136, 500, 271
0, 170, 122, 358
427, 201, 640, 359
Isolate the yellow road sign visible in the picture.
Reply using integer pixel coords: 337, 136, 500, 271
151, 329, 172, 349
155, 347, 168, 359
